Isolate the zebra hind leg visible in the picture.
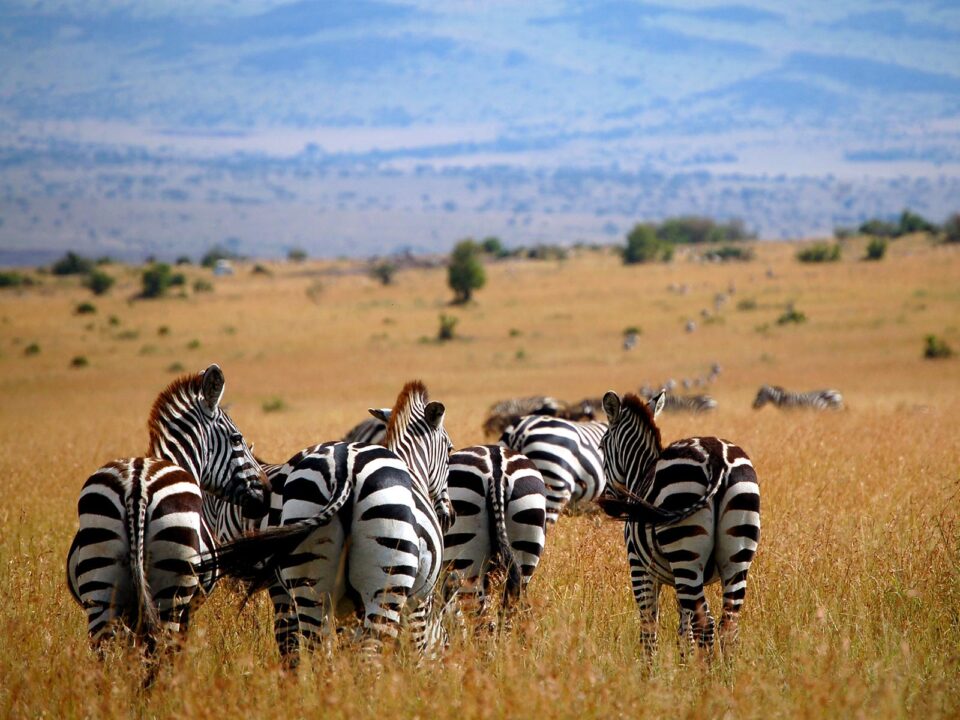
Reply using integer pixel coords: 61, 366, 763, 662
628, 549, 660, 660
674, 581, 715, 663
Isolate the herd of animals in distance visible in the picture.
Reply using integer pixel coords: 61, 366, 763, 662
67, 354, 843, 684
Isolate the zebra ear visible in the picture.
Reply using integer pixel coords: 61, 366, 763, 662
369, 408, 391, 423
649, 392, 666, 418
200, 364, 225, 414
602, 391, 621, 424
424, 401, 446, 430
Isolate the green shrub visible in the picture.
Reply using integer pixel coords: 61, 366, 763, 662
115, 330, 139, 341
108, 315, 120, 326
287, 247, 307, 263
448, 240, 485, 303
193, 279, 214, 293
141, 263, 176, 298
481, 236, 509, 258
262, 397, 287, 413
944, 213, 960, 244
84, 269, 115, 295
52, 252, 93, 276
186, 339, 201, 350
438, 314, 458, 341
898, 209, 937, 235
175, 255, 192, 266
515, 348, 527, 361
777, 307, 807, 325
864, 237, 888, 261
923, 335, 953, 359
509, 328, 522, 338
252, 263, 272, 276
737, 298, 758, 311
623, 224, 671, 264
525, 244, 568, 261
857, 219, 898, 238
167, 361, 185, 373
70, 355, 89, 368
0, 271, 32, 288
24, 343, 40, 356
370, 260, 397, 286
75, 302, 97, 315
656, 216, 752, 244
157, 325, 170, 336
623, 326, 642, 337
201, 245, 238, 268
796, 242, 841, 263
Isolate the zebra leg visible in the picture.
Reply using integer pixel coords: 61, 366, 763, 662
503, 473, 547, 631
409, 595, 447, 661
715, 463, 761, 656
268, 578, 301, 665
628, 546, 660, 658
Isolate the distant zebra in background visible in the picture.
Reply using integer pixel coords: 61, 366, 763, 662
443, 445, 547, 625
199, 381, 454, 662
639, 387, 717, 413
66, 366, 267, 664
558, 397, 604, 422
500, 416, 606, 526
482, 395, 562, 437
341, 411, 389, 444
752, 384, 844, 410
598, 391, 760, 659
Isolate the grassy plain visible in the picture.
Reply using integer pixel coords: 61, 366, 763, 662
1, 236, 958, 718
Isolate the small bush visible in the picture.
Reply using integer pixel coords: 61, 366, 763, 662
175, 255, 192, 266
438, 314, 458, 341
370, 260, 397, 286
287, 247, 307, 263
864, 237, 888, 261
262, 397, 287, 413
141, 263, 176, 298
923, 335, 953, 359
201, 245, 238, 268
252, 263, 272, 276
75, 302, 97, 315
623, 326, 642, 337
944, 213, 960, 244
158, 325, 170, 336
515, 349, 527, 361
115, 330, 139, 341
777, 307, 807, 325
108, 315, 120, 326
448, 240, 486, 303
70, 355, 89, 368
858, 219, 898, 238
737, 298, 758, 311
623, 224, 671, 264
186, 339, 201, 350
0, 271, 31, 288
481, 236, 509, 258
24, 343, 40, 356
509, 328, 522, 338
796, 242, 841, 263
193, 279, 214, 293
84, 269, 115, 295
52, 252, 93, 276
167, 361, 185, 373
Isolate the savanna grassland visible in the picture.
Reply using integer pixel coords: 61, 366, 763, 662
1, 236, 958, 719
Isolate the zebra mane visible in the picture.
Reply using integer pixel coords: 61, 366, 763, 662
619, 393, 663, 452
384, 379, 429, 446
147, 372, 204, 448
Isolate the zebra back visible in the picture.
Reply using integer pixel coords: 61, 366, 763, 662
342, 413, 389, 444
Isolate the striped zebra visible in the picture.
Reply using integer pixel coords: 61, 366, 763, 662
598, 391, 760, 659
558, 397, 603, 422
752, 384, 844, 410
66, 365, 267, 660
443, 445, 547, 625
199, 380, 453, 661
341, 412, 388, 444
482, 395, 562, 437
499, 416, 606, 526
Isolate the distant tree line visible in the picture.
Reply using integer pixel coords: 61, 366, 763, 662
835, 209, 940, 239
621, 215, 754, 265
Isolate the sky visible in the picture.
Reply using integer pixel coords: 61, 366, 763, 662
1, 1, 959, 260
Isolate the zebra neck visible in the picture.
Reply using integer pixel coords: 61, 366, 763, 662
626, 447, 661, 496
149, 433, 203, 484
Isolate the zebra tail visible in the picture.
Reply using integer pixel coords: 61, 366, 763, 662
127, 492, 160, 637
197, 474, 353, 594
598, 469, 725, 526
489, 461, 522, 606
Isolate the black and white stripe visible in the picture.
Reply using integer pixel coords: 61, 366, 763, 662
200, 380, 453, 661
341, 412, 388, 444
598, 391, 760, 658
499, 416, 606, 526
482, 395, 562, 437
442, 445, 547, 624
66, 365, 266, 658
752, 384, 843, 410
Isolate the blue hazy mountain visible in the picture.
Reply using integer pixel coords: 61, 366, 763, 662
1, 1, 959, 262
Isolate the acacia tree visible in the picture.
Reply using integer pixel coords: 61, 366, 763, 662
448, 239, 486, 303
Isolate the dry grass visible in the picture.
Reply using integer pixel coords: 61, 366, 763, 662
1, 237, 958, 718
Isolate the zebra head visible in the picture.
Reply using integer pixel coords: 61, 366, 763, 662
376, 381, 455, 532
752, 384, 777, 409
599, 390, 664, 498
149, 364, 269, 519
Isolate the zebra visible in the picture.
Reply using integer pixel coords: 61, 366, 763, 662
639, 386, 717, 414
557, 397, 604, 422
482, 395, 562, 437
499, 415, 606, 526
341, 411, 389, 444
442, 445, 547, 627
199, 380, 454, 662
752, 384, 844, 410
66, 365, 267, 662
598, 391, 760, 659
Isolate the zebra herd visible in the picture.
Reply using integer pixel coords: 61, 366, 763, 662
66, 364, 842, 681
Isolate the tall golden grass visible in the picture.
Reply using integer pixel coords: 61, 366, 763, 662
1, 236, 958, 718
